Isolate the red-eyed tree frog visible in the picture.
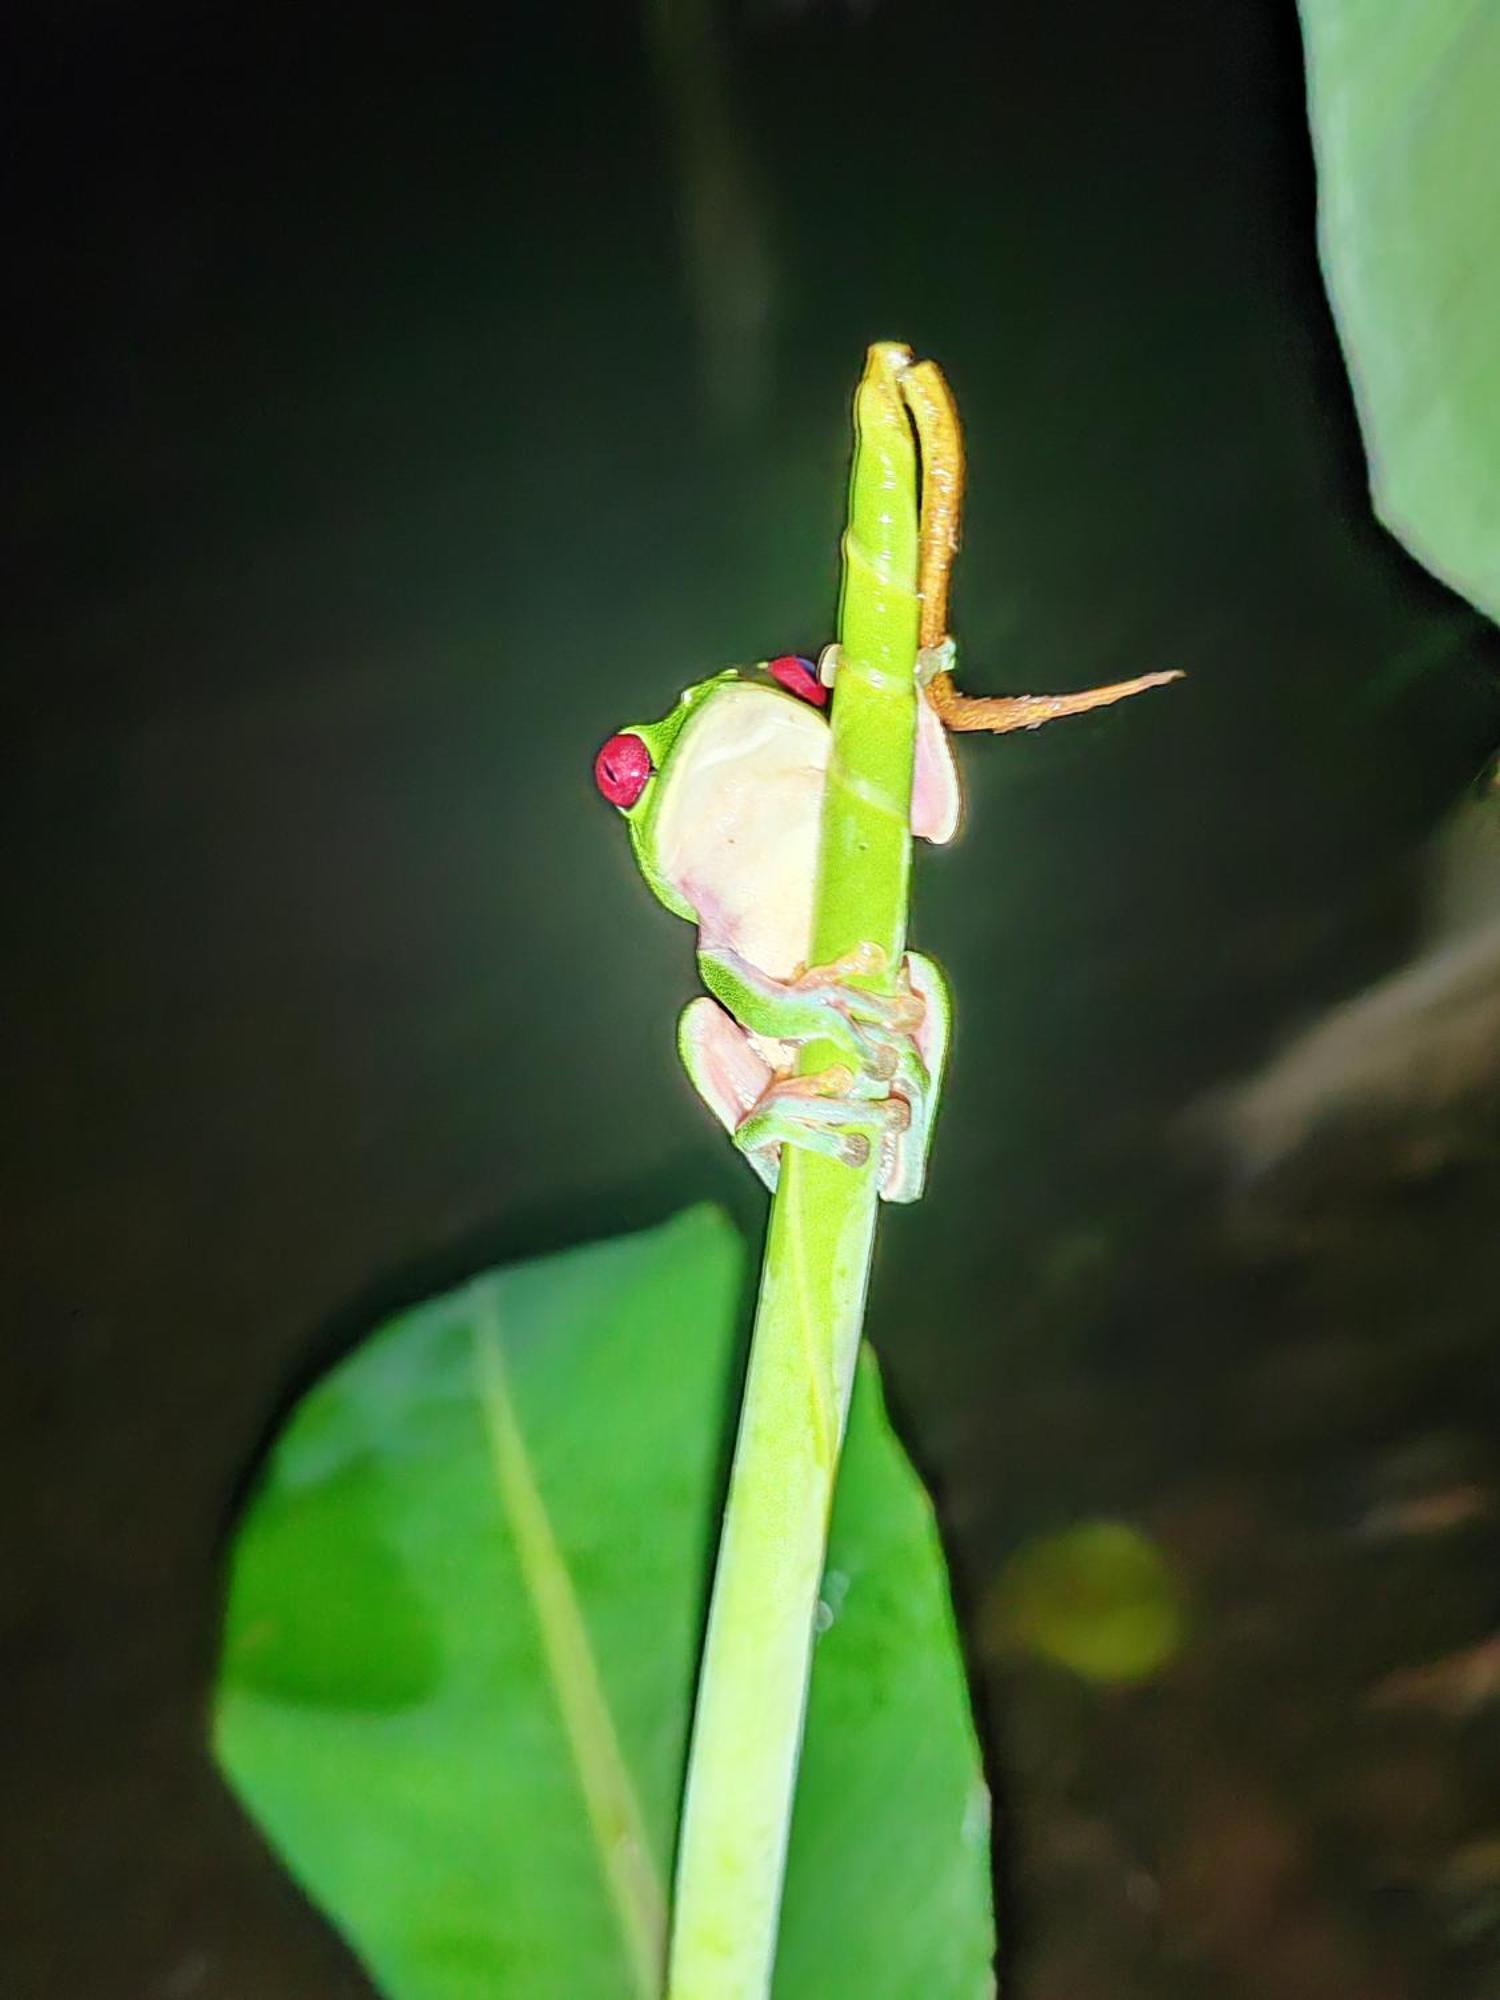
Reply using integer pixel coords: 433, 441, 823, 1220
594, 641, 1175, 1201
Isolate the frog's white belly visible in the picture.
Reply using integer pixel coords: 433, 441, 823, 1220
653, 682, 829, 980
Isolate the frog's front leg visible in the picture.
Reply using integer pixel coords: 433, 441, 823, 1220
700, 939, 922, 1076
678, 947, 949, 1202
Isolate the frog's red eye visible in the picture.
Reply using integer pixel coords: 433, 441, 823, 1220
768, 654, 828, 707
594, 732, 653, 808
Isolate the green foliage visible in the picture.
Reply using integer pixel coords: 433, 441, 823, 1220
987, 1521, 1184, 1686
1300, 0, 1500, 620
215, 1207, 993, 1999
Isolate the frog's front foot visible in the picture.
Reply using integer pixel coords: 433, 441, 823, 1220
783, 942, 926, 1076
680, 949, 950, 1202
699, 939, 920, 1081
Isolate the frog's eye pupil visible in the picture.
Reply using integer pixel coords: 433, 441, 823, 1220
768, 654, 828, 708
594, 732, 653, 808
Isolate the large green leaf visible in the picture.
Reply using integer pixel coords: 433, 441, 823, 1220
215, 1206, 994, 1999
1300, 0, 1500, 621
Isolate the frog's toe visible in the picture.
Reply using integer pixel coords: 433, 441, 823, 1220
733, 1069, 910, 1179
791, 944, 926, 1050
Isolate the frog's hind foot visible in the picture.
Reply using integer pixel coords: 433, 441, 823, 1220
733, 1068, 912, 1185
679, 949, 948, 1203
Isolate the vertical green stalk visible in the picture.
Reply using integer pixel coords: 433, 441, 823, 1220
666, 343, 922, 2000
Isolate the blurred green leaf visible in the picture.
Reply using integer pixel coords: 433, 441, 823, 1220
986, 1520, 1184, 1686
215, 1206, 993, 1999
1300, 0, 1500, 620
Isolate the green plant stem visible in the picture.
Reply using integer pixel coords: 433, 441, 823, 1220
666, 343, 922, 2000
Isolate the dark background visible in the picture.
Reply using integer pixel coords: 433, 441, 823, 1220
6, 3, 1500, 1995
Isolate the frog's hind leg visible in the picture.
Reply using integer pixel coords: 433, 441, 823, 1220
678, 995, 914, 1194
879, 950, 951, 1204
678, 996, 780, 1192
734, 1072, 911, 1183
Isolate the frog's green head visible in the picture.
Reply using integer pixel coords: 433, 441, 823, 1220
592, 670, 741, 920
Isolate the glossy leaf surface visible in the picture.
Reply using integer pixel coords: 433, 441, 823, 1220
215, 1206, 993, 1998
1301, 0, 1500, 619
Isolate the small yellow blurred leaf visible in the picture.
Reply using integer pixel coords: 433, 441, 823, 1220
986, 1520, 1185, 1686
